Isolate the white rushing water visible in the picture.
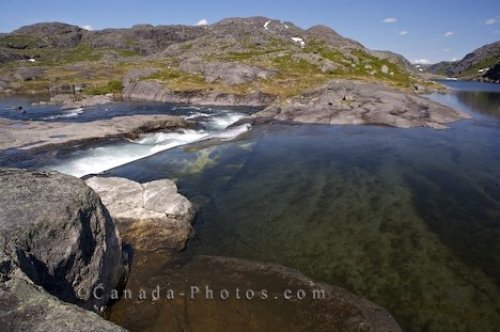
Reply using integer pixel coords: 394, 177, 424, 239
47, 110, 250, 177
43, 108, 84, 120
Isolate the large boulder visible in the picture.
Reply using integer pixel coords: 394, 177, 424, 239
0, 270, 125, 331
85, 176, 196, 252
0, 168, 127, 312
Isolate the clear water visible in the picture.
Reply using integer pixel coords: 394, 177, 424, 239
40, 110, 251, 177
0, 94, 255, 122
8, 81, 500, 331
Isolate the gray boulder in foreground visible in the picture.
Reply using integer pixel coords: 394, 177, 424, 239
255, 79, 471, 129
0, 270, 125, 331
0, 169, 127, 314
85, 176, 196, 252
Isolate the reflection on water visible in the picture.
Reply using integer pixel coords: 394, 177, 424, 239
455, 90, 500, 118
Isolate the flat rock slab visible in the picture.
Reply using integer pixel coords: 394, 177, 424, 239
85, 176, 196, 252
255, 79, 471, 129
109, 255, 402, 332
0, 114, 188, 151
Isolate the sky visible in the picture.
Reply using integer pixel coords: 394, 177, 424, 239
0, 0, 499, 64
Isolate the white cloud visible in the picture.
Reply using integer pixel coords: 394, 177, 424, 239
195, 19, 208, 26
484, 18, 497, 25
382, 17, 397, 23
444, 31, 454, 37
494, 30, 499, 34
452, 57, 458, 61
398, 30, 409, 36
413, 59, 431, 65
444, 48, 451, 52
81, 25, 93, 31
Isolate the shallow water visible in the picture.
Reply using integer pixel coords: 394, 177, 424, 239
0, 94, 255, 122
6, 81, 500, 331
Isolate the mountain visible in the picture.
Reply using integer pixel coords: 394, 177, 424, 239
0, 17, 427, 96
427, 41, 500, 82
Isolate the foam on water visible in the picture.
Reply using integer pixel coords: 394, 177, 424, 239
46, 110, 250, 177
43, 108, 84, 120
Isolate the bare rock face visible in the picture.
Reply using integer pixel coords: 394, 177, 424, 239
255, 79, 471, 129
122, 80, 275, 107
179, 59, 276, 85
85, 176, 196, 252
0, 169, 127, 312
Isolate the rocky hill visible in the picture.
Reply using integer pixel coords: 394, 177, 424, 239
427, 41, 500, 82
0, 17, 432, 98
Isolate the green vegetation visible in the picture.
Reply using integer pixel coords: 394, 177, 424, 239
0, 35, 45, 49
0, 33, 418, 97
85, 80, 123, 95
201, 39, 415, 97
459, 56, 499, 78
147, 68, 181, 80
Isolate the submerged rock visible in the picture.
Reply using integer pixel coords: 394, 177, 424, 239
0, 169, 127, 311
110, 255, 402, 331
85, 176, 196, 252
254, 79, 471, 128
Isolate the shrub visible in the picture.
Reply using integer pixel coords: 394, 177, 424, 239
86, 80, 123, 95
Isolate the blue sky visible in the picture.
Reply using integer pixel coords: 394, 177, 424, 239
0, 0, 499, 63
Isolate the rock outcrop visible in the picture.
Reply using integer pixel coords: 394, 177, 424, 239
0, 169, 127, 311
85, 176, 196, 252
110, 255, 402, 332
122, 80, 275, 106
179, 59, 276, 85
254, 79, 471, 128
0, 114, 189, 151
427, 41, 500, 80
484, 62, 500, 83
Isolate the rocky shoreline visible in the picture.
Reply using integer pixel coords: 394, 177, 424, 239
253, 79, 470, 129
0, 113, 190, 152
121, 79, 469, 129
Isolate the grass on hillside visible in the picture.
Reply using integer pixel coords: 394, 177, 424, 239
1, 37, 419, 96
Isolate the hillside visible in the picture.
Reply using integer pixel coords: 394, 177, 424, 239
0, 17, 432, 98
427, 41, 500, 82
